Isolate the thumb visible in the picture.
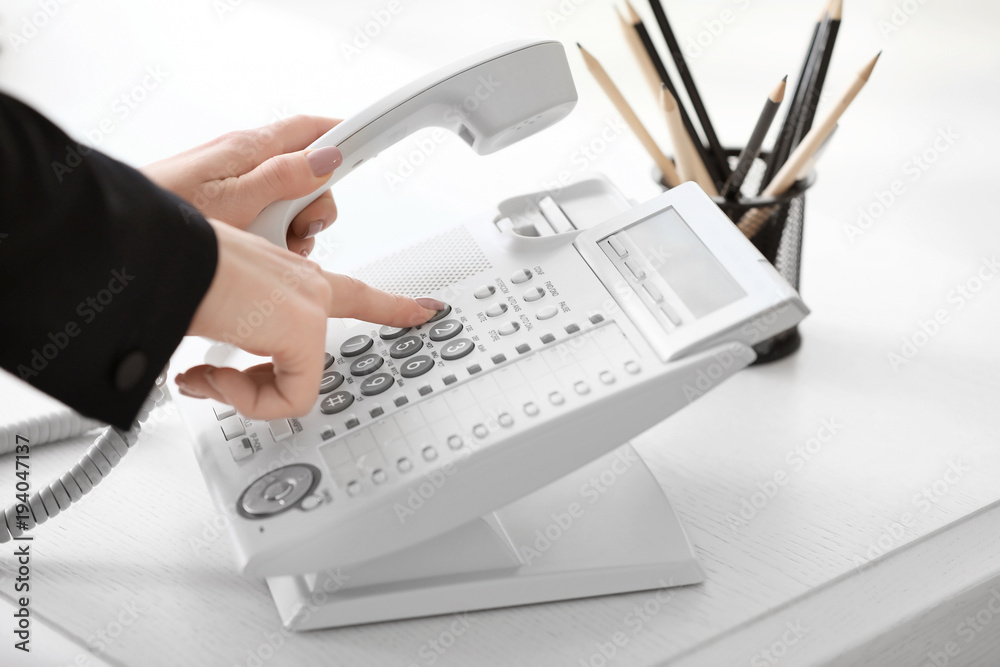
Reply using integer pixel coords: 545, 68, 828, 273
235, 145, 343, 216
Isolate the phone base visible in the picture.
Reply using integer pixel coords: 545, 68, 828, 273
266, 443, 702, 630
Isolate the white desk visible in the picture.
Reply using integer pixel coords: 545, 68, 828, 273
2, 0, 999, 665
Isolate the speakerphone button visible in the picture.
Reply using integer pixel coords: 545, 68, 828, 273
268, 419, 293, 442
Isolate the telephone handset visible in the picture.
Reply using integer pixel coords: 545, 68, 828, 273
247, 38, 578, 247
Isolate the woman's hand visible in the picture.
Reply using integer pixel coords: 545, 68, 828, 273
177, 220, 442, 419
142, 115, 342, 256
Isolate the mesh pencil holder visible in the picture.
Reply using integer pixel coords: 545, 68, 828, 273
656, 148, 815, 364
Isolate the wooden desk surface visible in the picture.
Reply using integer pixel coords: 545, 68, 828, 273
1, 0, 998, 665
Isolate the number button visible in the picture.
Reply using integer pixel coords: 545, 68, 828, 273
429, 320, 463, 342
340, 335, 373, 357
324, 353, 335, 369
486, 303, 507, 317
390, 335, 423, 359
319, 370, 345, 394
320, 391, 355, 415
360, 373, 394, 396
400, 355, 434, 378
379, 325, 410, 340
425, 303, 453, 323
440, 338, 474, 361
350, 353, 384, 376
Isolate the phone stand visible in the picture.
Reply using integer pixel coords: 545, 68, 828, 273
267, 443, 702, 629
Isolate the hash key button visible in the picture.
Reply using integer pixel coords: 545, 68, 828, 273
320, 391, 355, 415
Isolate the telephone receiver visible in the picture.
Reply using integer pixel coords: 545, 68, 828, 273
247, 38, 579, 247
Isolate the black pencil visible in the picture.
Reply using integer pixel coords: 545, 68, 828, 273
795, 0, 842, 142
620, 0, 723, 186
647, 0, 731, 181
720, 76, 787, 201
760, 0, 835, 189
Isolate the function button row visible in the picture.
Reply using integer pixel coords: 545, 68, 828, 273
536, 306, 558, 321
486, 303, 507, 317
499, 321, 520, 336
390, 335, 423, 358
523, 287, 545, 302
429, 320, 463, 342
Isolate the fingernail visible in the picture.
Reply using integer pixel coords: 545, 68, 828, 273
300, 220, 323, 239
178, 386, 206, 399
306, 146, 343, 176
301, 249, 310, 257
415, 297, 446, 311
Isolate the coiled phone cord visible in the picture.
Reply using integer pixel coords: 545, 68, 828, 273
0, 374, 169, 543
0, 410, 104, 456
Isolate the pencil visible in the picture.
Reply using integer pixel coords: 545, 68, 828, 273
647, 0, 731, 181
618, 0, 723, 186
795, 0, 843, 140
577, 43, 681, 188
661, 85, 718, 195
760, 0, 834, 189
738, 53, 880, 238
719, 76, 787, 201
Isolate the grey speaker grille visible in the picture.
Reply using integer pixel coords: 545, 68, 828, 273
351, 225, 491, 297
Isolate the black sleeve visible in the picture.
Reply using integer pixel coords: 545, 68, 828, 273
0, 92, 218, 430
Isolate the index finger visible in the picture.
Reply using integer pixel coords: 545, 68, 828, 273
324, 272, 442, 327
251, 115, 342, 164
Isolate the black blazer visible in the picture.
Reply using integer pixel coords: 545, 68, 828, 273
0, 92, 218, 429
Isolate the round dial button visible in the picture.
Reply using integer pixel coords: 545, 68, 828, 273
379, 325, 410, 340
340, 335, 373, 357
350, 353, 384, 376
324, 352, 335, 369
440, 338, 475, 361
429, 320, 463, 341
400, 355, 435, 378
510, 269, 533, 284
360, 373, 395, 396
474, 285, 496, 299
498, 321, 520, 336
486, 303, 508, 317
425, 303, 453, 323
320, 391, 354, 414
238, 464, 320, 518
389, 335, 423, 359
523, 287, 545, 302
319, 370, 344, 394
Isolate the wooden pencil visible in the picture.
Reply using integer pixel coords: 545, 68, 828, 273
738, 53, 880, 238
647, 0, 731, 181
661, 85, 718, 195
618, 0, 723, 186
577, 43, 681, 187
795, 0, 843, 141
720, 76, 787, 200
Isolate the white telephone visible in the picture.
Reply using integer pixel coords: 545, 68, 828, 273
0, 39, 809, 630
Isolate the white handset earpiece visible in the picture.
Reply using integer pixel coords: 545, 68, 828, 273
247, 38, 578, 247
